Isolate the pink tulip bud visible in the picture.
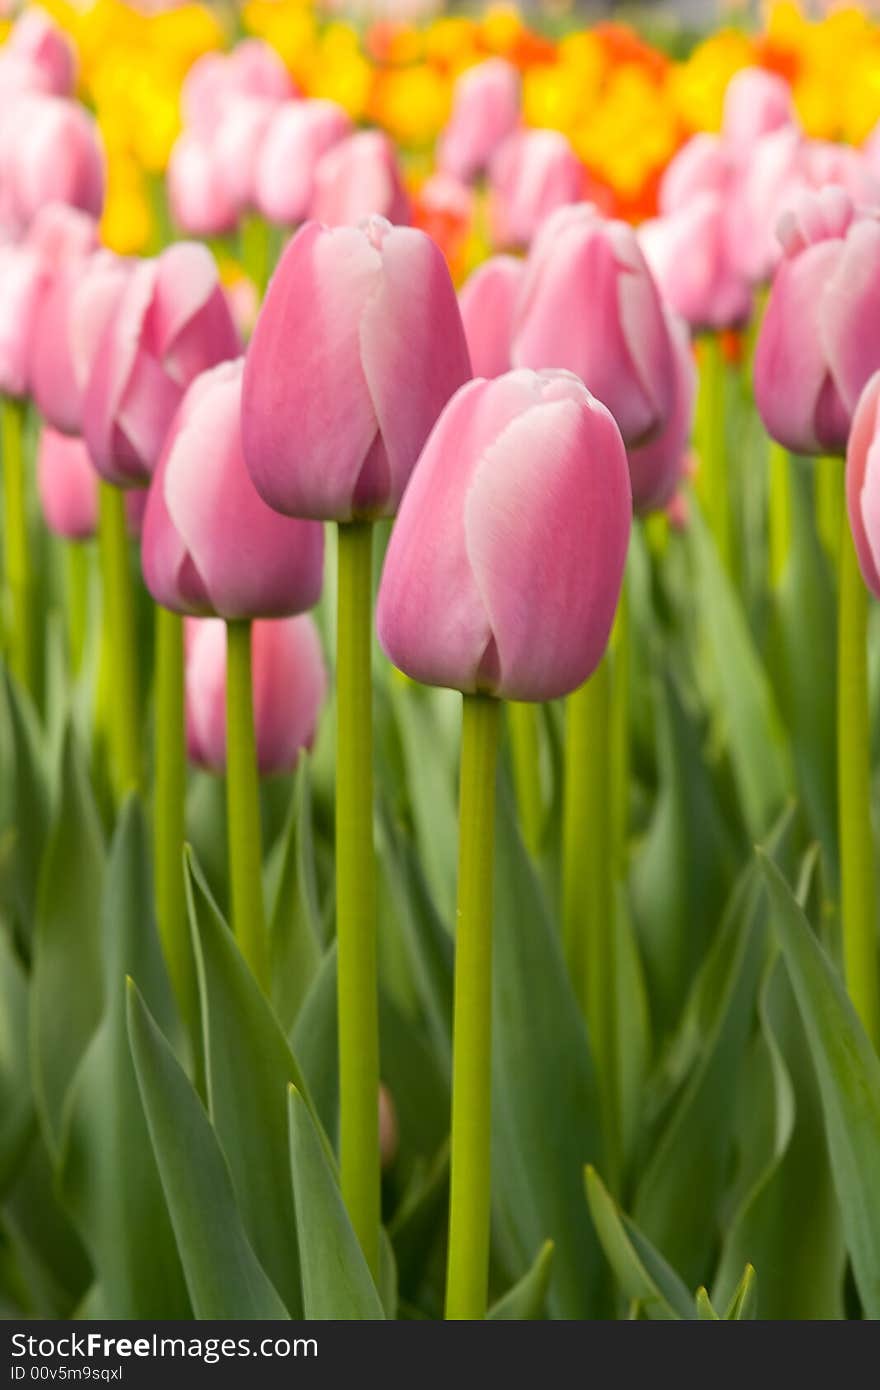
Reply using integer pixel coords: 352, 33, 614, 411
659, 133, 730, 215
512, 203, 677, 447
83, 242, 241, 486
627, 313, 696, 514
802, 139, 880, 206
167, 131, 238, 237
181, 39, 294, 138
721, 67, 795, 148
37, 425, 147, 541
310, 131, 411, 229
214, 96, 278, 215
256, 99, 352, 227
488, 129, 583, 250
640, 194, 752, 332
242, 216, 471, 521
754, 187, 880, 456
0, 94, 104, 233
6, 8, 76, 96
438, 58, 521, 184
143, 359, 324, 621
376, 369, 632, 703
726, 126, 803, 286
184, 612, 327, 776
846, 370, 880, 597
458, 255, 525, 379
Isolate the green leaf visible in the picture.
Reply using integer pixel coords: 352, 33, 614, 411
126, 980, 289, 1320
0, 927, 33, 1194
287, 1085, 385, 1320
695, 1287, 720, 1319
292, 945, 339, 1148
268, 759, 323, 1034
57, 799, 190, 1318
0, 672, 50, 942
689, 503, 792, 838
584, 1166, 694, 1320
1, 1132, 90, 1317
725, 1264, 757, 1320
758, 851, 880, 1317
492, 783, 607, 1319
488, 1240, 554, 1320
187, 849, 311, 1318
30, 729, 105, 1153
390, 678, 459, 921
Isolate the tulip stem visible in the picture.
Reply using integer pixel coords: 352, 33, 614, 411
225, 619, 269, 990
155, 605, 201, 1076
508, 702, 542, 856
817, 454, 843, 568
698, 334, 732, 574
1, 396, 36, 695
768, 442, 793, 590
445, 691, 500, 1321
611, 572, 630, 873
562, 658, 620, 1187
336, 519, 380, 1279
837, 506, 880, 1050
66, 542, 90, 676
97, 482, 142, 799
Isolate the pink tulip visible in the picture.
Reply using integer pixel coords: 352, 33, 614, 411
659, 133, 730, 215
512, 203, 677, 446
802, 139, 880, 205
721, 67, 795, 148
83, 242, 240, 486
488, 129, 583, 250
640, 194, 752, 332
458, 255, 525, 379
256, 99, 352, 226
438, 58, 521, 184
846, 370, 880, 597
376, 369, 632, 703
727, 125, 803, 285
242, 216, 471, 521
167, 131, 238, 237
214, 97, 277, 215
185, 612, 326, 776
310, 131, 410, 228
142, 359, 324, 621
754, 187, 880, 456
181, 39, 294, 138
627, 313, 696, 514
6, 8, 76, 96
0, 94, 104, 233
37, 425, 147, 541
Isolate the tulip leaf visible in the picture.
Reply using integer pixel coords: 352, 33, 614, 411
724, 1264, 757, 1320
30, 728, 105, 1154
488, 1240, 555, 1320
0, 926, 33, 1195
0, 672, 50, 943
492, 782, 607, 1318
287, 1085, 385, 1320
268, 759, 323, 1034
292, 944, 339, 1147
758, 850, 880, 1317
695, 1287, 720, 1319
391, 679, 459, 922
584, 1166, 694, 1320
126, 980, 289, 1320
1, 1132, 90, 1317
689, 503, 792, 838
57, 798, 190, 1317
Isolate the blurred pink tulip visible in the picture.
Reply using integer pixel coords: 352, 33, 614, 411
6, 8, 76, 96
376, 369, 631, 703
242, 216, 471, 521
754, 187, 880, 456
185, 613, 326, 776
256, 98, 352, 226
214, 97, 277, 215
167, 131, 238, 237
438, 58, 521, 183
640, 194, 752, 332
310, 131, 410, 228
458, 255, 525, 379
37, 425, 147, 541
513, 203, 677, 446
0, 94, 104, 233
726, 125, 803, 285
627, 314, 696, 514
802, 139, 880, 205
659, 133, 730, 215
83, 242, 240, 486
181, 39, 294, 138
143, 359, 324, 621
846, 370, 880, 596
488, 129, 583, 250
721, 66, 795, 148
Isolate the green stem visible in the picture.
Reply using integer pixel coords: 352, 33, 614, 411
817, 454, 843, 567
508, 702, 542, 856
697, 335, 732, 573
154, 606, 201, 1073
335, 520, 380, 1278
97, 482, 142, 798
562, 658, 620, 1185
837, 507, 880, 1049
225, 619, 269, 990
445, 692, 500, 1321
768, 442, 793, 590
65, 542, 90, 676
2, 396, 35, 694
239, 213, 273, 299
611, 573, 630, 875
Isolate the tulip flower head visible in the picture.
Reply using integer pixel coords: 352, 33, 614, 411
627, 313, 697, 514
0, 94, 104, 234
846, 370, 880, 598
167, 132, 239, 238
185, 613, 327, 776
754, 187, 880, 457
721, 66, 795, 148
242, 216, 472, 521
143, 359, 324, 622
377, 369, 632, 703
438, 58, 521, 184
512, 203, 678, 447
488, 128, 583, 250
310, 131, 411, 229
37, 425, 146, 541
181, 39, 294, 138
458, 255, 525, 379
256, 99, 353, 227
5, 8, 76, 96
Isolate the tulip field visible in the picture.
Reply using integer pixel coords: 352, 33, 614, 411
5, 0, 880, 1337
